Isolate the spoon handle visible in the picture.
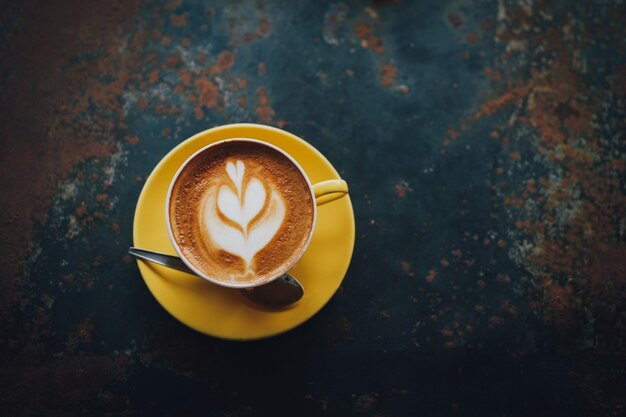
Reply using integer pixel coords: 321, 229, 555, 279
128, 247, 304, 306
128, 247, 193, 274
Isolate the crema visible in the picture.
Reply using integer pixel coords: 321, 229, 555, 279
168, 141, 314, 286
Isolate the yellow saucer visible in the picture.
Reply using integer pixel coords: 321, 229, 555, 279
133, 124, 355, 340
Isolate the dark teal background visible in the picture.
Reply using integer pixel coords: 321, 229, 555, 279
1, 0, 624, 416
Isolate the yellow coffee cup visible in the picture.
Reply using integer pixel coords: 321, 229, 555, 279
165, 137, 348, 288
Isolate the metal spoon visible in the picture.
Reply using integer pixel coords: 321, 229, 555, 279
128, 247, 304, 307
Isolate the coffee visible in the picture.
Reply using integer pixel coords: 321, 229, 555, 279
168, 140, 315, 286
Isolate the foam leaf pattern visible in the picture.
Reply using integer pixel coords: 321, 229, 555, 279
204, 160, 286, 270
226, 160, 244, 194
217, 179, 265, 231
246, 191, 285, 260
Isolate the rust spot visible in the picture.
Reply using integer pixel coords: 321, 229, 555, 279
488, 316, 504, 327
229, 16, 272, 46
380, 310, 391, 319
541, 279, 576, 332
148, 69, 160, 84
166, 53, 182, 67
354, 23, 384, 54
393, 183, 408, 198
400, 261, 415, 277
169, 12, 189, 28
355, 394, 377, 412
470, 86, 529, 121
195, 78, 219, 109
126, 135, 140, 145
194, 106, 204, 120
379, 64, 397, 87
255, 87, 275, 124
612, 158, 625, 172
483, 67, 502, 82
211, 50, 235, 74
178, 69, 193, 85
501, 300, 518, 316
496, 274, 511, 284
258, 17, 271, 36
65, 315, 95, 353
75, 203, 87, 217
164, 0, 181, 12
154, 103, 182, 115
233, 79, 246, 89
354, 23, 372, 39
447, 14, 464, 29
425, 269, 437, 283
466, 32, 478, 45
258, 62, 267, 76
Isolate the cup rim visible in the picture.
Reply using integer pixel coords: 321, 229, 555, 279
165, 137, 318, 289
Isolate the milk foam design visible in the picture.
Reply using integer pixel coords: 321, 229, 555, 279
203, 160, 286, 271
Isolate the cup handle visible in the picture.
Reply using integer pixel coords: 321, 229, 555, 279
312, 179, 349, 206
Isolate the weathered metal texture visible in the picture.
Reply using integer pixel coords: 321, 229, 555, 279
0, 0, 624, 415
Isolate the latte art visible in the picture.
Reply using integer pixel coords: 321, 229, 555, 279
203, 160, 286, 269
168, 140, 314, 286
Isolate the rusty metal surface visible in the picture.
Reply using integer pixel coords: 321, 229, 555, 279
0, 0, 625, 416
